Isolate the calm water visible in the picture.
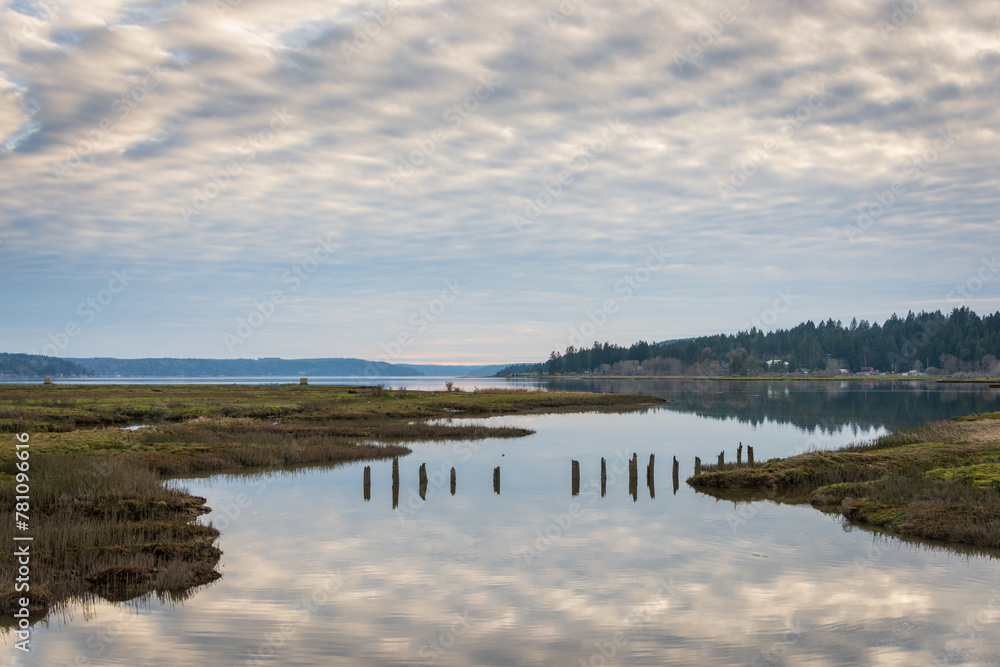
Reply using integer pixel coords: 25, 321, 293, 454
6, 380, 1000, 666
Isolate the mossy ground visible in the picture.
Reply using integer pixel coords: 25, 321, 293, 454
688, 414, 1000, 549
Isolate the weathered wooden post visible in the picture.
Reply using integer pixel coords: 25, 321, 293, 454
694, 456, 702, 476
450, 467, 456, 495
748, 446, 754, 465
392, 457, 400, 509
737, 442, 743, 465
629, 453, 638, 501
363, 465, 371, 501
493, 466, 500, 494
718, 451, 725, 468
647, 454, 655, 485
419, 463, 428, 500
601, 457, 607, 497
572, 460, 580, 496
672, 456, 680, 495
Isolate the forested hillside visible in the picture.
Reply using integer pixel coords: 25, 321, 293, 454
516, 307, 1000, 377
0, 353, 92, 378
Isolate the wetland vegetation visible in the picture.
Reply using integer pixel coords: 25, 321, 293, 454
689, 413, 1000, 549
0, 383, 664, 622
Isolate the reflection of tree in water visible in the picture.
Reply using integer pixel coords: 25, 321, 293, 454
544, 378, 1000, 432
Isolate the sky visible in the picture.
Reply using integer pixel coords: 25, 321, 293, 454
1, 0, 999, 365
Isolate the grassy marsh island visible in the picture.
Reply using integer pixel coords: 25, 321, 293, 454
0, 383, 664, 622
689, 413, 1000, 549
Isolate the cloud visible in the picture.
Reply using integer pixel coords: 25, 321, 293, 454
1, 0, 999, 361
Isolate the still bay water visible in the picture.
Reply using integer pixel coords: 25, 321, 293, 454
6, 379, 1000, 666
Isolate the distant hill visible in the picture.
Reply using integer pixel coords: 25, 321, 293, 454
65, 357, 515, 378
68, 357, 418, 377
398, 363, 521, 377
655, 337, 694, 346
0, 353, 92, 378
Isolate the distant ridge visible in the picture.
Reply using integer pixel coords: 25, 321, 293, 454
56, 357, 522, 378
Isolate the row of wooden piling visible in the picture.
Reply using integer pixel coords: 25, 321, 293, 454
570, 453, 683, 500
367, 444, 758, 506
364, 457, 501, 506
694, 442, 755, 476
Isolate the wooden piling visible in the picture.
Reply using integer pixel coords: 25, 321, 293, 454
601, 457, 607, 497
694, 456, 702, 476
493, 466, 500, 494
672, 456, 679, 495
419, 463, 428, 500
450, 467, 456, 495
572, 460, 580, 496
647, 454, 655, 484
629, 453, 638, 502
737, 442, 743, 465
748, 446, 754, 465
392, 457, 400, 509
718, 451, 725, 468
363, 466, 371, 501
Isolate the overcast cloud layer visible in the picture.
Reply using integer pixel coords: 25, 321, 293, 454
1, 0, 999, 363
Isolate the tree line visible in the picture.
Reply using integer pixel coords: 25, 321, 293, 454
0, 353, 92, 378
509, 307, 1000, 377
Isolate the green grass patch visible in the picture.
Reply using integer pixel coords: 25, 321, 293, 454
689, 412, 1000, 549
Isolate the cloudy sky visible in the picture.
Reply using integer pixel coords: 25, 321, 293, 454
1, 0, 998, 364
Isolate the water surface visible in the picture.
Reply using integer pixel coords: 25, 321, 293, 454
7, 379, 1000, 666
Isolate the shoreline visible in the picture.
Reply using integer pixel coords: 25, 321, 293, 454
508, 374, 999, 382
0, 384, 664, 622
687, 412, 1000, 550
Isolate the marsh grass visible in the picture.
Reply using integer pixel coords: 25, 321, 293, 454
688, 413, 1000, 549
0, 455, 221, 624
0, 384, 664, 622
